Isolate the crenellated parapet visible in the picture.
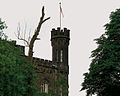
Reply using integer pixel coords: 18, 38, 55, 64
32, 57, 52, 67
32, 57, 68, 74
51, 27, 70, 41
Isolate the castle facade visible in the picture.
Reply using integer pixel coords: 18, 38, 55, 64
21, 27, 70, 96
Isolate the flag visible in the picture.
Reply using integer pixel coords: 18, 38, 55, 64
59, 3, 64, 17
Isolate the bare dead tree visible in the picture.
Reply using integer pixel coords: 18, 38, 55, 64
15, 22, 30, 47
28, 6, 50, 61
16, 6, 50, 61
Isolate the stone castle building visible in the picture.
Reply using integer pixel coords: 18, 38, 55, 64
20, 27, 70, 95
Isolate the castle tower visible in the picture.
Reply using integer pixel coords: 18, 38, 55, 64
51, 27, 70, 66
51, 27, 70, 96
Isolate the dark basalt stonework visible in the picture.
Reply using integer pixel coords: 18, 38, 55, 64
17, 27, 70, 96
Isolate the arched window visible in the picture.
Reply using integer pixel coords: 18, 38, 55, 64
40, 80, 49, 93
60, 50, 63, 62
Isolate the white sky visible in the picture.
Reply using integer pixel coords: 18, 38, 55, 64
1, 0, 120, 96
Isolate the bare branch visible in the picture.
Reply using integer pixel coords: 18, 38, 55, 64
15, 23, 30, 47
24, 23, 27, 41
42, 17, 50, 24
28, 28, 31, 43
18, 38, 29, 46
24, 23, 27, 45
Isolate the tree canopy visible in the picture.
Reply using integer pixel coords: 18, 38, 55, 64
81, 9, 120, 96
0, 19, 39, 96
0, 39, 39, 96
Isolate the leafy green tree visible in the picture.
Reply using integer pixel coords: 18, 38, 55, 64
0, 40, 39, 96
0, 18, 40, 96
81, 9, 120, 96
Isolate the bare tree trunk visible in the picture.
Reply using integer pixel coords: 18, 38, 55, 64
16, 6, 50, 61
28, 6, 50, 61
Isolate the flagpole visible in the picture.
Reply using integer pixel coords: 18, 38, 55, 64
59, 2, 61, 30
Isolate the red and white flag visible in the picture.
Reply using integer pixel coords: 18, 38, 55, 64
59, 3, 64, 17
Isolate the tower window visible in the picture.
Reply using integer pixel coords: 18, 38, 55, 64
60, 50, 63, 62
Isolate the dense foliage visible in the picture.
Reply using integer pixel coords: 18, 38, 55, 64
0, 19, 39, 96
0, 40, 39, 96
81, 9, 120, 96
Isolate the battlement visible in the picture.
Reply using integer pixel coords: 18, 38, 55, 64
51, 27, 70, 40
32, 57, 68, 71
32, 57, 52, 67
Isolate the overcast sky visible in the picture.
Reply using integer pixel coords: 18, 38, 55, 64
1, 0, 120, 96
